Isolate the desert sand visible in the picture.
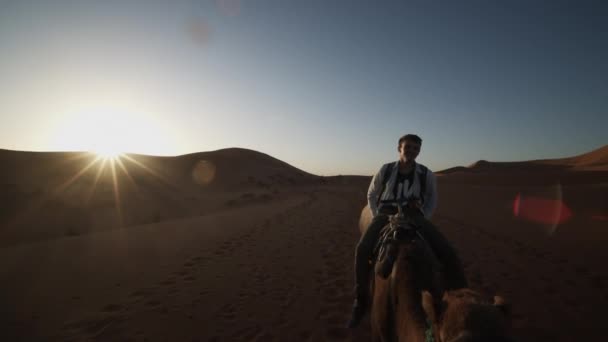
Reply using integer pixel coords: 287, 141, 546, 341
1, 145, 607, 341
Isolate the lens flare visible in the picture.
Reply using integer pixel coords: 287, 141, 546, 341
192, 160, 217, 186
49, 152, 173, 229
512, 183, 573, 235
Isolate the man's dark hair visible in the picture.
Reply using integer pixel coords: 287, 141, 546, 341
398, 134, 422, 147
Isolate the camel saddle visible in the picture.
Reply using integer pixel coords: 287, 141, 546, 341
372, 215, 429, 279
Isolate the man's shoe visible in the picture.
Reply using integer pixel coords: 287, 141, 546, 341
347, 299, 367, 328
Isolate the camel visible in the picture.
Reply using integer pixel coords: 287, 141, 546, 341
359, 204, 513, 342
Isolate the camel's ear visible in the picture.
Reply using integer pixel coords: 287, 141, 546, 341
421, 291, 437, 323
493, 295, 510, 317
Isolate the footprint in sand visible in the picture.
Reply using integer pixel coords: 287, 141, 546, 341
101, 304, 124, 313
323, 287, 339, 299
218, 303, 237, 321
231, 326, 263, 340
279, 296, 293, 309
183, 275, 196, 281
62, 313, 124, 337
553, 257, 568, 265
298, 330, 312, 340
573, 265, 589, 275
589, 275, 605, 290
144, 300, 161, 308
191, 256, 207, 263
317, 305, 345, 320
166, 287, 179, 295
128, 289, 153, 299
543, 284, 558, 295
326, 326, 350, 340
159, 278, 176, 286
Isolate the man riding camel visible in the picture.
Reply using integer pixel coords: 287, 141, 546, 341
348, 134, 469, 328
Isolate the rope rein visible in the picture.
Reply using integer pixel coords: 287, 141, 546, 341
425, 318, 436, 342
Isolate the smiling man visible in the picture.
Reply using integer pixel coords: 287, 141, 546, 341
347, 134, 469, 328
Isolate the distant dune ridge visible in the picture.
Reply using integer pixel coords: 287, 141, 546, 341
544, 144, 608, 170
436, 144, 608, 185
438, 144, 608, 174
0, 147, 318, 189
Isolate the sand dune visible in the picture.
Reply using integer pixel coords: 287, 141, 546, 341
0, 148, 320, 247
539, 144, 608, 170
1, 185, 369, 342
436, 144, 608, 187
1, 146, 606, 341
439, 143, 608, 173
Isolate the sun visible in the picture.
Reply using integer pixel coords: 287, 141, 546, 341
93, 146, 123, 160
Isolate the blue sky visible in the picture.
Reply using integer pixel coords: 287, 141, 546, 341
0, 0, 606, 175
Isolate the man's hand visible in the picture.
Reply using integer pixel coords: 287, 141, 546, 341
407, 199, 422, 209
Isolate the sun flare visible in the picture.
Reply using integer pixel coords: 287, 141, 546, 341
94, 147, 123, 160
51, 108, 182, 158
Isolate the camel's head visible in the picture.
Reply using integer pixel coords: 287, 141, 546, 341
422, 289, 513, 342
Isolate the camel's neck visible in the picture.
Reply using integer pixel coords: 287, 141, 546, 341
391, 243, 436, 342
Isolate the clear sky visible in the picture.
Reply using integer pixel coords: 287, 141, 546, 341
1, 0, 606, 175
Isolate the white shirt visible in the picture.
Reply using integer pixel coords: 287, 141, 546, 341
367, 161, 438, 219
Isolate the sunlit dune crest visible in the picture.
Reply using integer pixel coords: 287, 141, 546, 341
92, 148, 123, 160
437, 144, 608, 175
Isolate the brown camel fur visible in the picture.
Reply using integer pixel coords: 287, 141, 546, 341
422, 289, 513, 342
359, 205, 512, 342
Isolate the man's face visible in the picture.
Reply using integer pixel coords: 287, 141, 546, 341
399, 140, 421, 162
